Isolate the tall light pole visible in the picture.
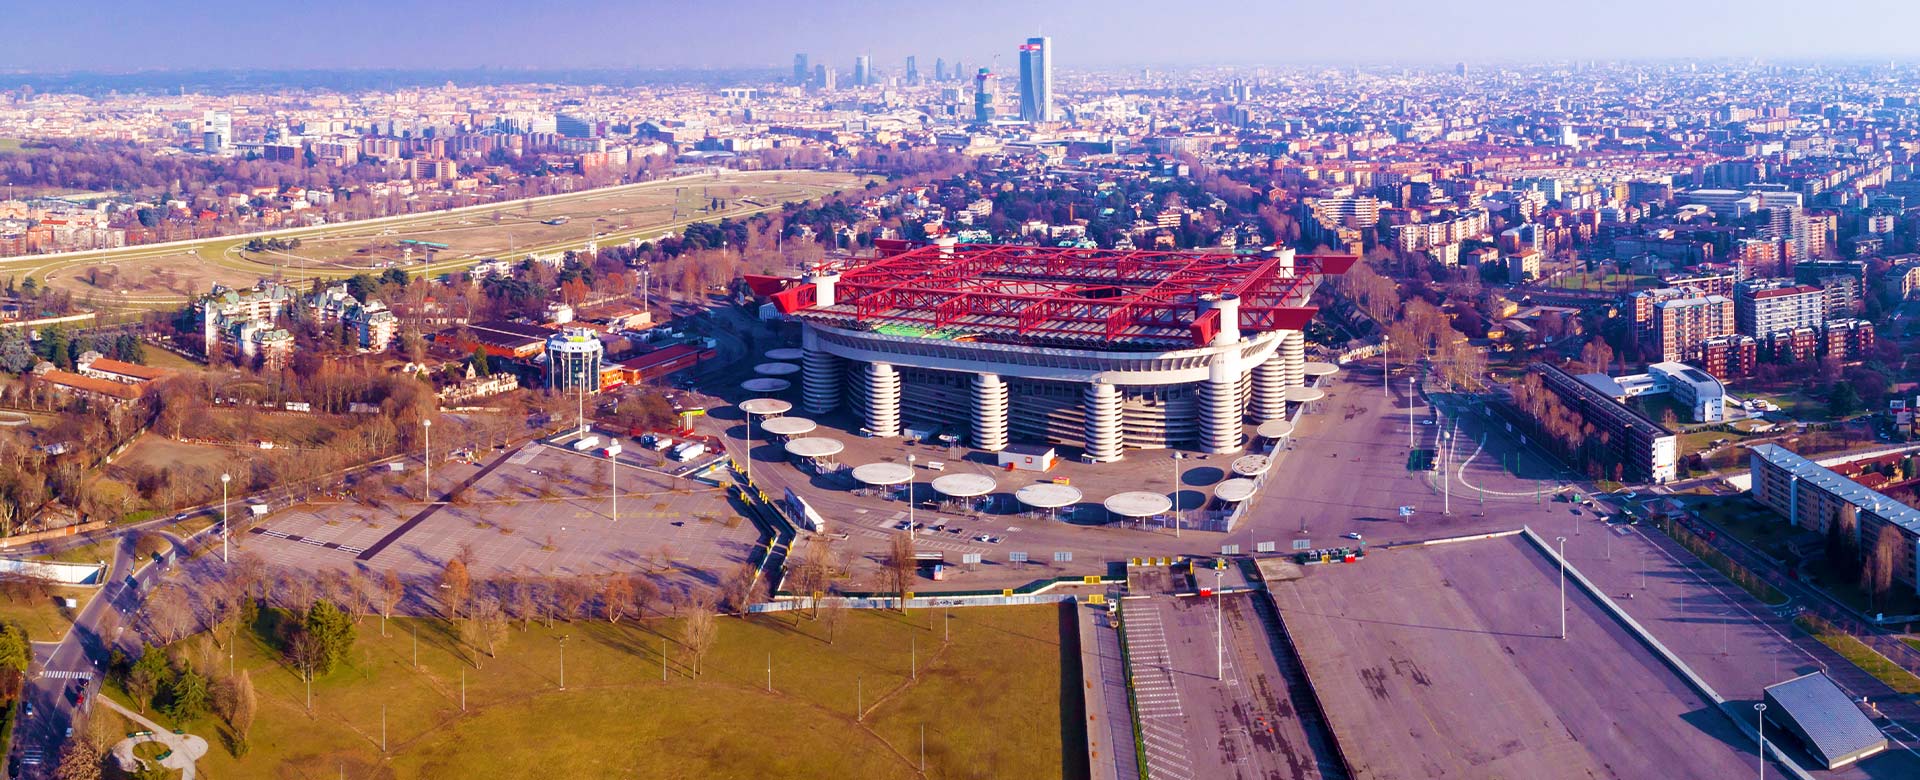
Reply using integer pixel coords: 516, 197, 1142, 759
744, 409, 754, 486
1407, 377, 1416, 451
220, 472, 232, 564
1556, 536, 1568, 640
1215, 561, 1225, 681
1755, 702, 1768, 780
1172, 451, 1184, 538
609, 446, 619, 521
559, 634, 569, 690
1442, 426, 1452, 515
422, 419, 433, 502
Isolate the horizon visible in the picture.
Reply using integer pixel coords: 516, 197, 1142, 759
8, 0, 1920, 72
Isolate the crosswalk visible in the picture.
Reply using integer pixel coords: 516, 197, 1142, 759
38, 670, 91, 680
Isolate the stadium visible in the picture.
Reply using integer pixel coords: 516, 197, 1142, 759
750, 240, 1353, 461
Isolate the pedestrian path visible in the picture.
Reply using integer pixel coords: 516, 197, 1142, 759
99, 694, 207, 780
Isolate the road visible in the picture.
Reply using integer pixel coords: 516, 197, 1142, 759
11, 524, 208, 777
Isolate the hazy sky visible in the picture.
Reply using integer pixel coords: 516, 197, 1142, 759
7, 0, 1920, 72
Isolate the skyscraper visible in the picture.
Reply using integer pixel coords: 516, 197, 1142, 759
854, 55, 871, 87
1017, 36, 1053, 122
816, 64, 835, 91
905, 56, 919, 86
934, 58, 947, 82
202, 111, 232, 153
794, 53, 809, 85
973, 68, 996, 125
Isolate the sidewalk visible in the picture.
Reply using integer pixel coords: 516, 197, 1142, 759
1076, 600, 1139, 780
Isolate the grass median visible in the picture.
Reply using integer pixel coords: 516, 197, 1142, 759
1794, 613, 1920, 695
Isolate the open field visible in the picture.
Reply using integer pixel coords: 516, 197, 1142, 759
19, 169, 867, 309
0, 585, 94, 642
0, 138, 24, 153
105, 604, 1070, 780
1268, 534, 1767, 779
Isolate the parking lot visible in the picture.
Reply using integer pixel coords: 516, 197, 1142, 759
240, 443, 760, 590
1268, 534, 1768, 779
1121, 593, 1344, 780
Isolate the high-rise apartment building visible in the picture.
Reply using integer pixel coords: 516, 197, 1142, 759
815, 64, 835, 91
1651, 294, 1734, 363
1735, 279, 1826, 337
934, 58, 947, 82
1017, 36, 1053, 122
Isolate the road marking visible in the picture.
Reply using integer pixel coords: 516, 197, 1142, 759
38, 670, 92, 680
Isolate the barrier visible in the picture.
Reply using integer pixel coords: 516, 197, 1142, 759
0, 521, 110, 550
0, 558, 105, 585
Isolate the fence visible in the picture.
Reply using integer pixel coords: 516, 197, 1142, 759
0, 557, 105, 585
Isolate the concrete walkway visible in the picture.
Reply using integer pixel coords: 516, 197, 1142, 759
99, 694, 207, 780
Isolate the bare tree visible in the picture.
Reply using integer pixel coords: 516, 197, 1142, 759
626, 574, 659, 622
1866, 524, 1901, 611
680, 596, 719, 678
439, 557, 471, 618
719, 562, 758, 615
507, 579, 536, 630
555, 578, 589, 622
819, 591, 849, 644
885, 533, 917, 610
145, 585, 195, 645
377, 570, 404, 636
230, 669, 257, 756
601, 575, 633, 623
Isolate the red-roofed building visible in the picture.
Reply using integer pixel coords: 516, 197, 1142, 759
617, 344, 715, 384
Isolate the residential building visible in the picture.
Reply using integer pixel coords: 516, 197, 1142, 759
1734, 279, 1826, 337
1749, 444, 1920, 595
1651, 294, 1733, 363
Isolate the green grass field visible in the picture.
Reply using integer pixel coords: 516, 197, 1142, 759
108, 605, 1071, 780
0, 585, 93, 642
1796, 614, 1920, 694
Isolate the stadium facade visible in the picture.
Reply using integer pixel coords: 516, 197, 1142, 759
751, 240, 1352, 461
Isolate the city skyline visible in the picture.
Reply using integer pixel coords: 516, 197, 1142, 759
8, 0, 1920, 72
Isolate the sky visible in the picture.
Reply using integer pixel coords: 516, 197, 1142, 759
6, 0, 1920, 72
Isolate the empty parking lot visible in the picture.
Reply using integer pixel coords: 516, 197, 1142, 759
1267, 534, 1766, 779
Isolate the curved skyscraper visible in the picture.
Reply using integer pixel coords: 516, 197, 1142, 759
1018, 36, 1053, 122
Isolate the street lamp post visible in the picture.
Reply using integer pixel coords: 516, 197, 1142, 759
559, 634, 569, 690
610, 447, 618, 521
422, 419, 433, 502
744, 409, 753, 486
906, 454, 916, 538
1755, 702, 1768, 780
1407, 377, 1416, 450
1556, 536, 1568, 640
1442, 426, 1452, 515
1172, 452, 1184, 538
1215, 562, 1225, 681
220, 472, 232, 564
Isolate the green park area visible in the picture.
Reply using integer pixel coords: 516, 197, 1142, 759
1546, 272, 1660, 292
102, 603, 1073, 780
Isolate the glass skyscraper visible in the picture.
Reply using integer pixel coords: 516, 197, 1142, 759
1017, 36, 1053, 122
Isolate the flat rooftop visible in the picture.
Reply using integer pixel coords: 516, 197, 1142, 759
1268, 534, 1763, 779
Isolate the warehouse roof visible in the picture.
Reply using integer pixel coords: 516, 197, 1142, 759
1762, 672, 1887, 769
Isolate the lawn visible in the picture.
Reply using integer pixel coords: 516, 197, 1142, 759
0, 138, 22, 154
0, 584, 95, 642
1547, 272, 1659, 292
107, 605, 1070, 780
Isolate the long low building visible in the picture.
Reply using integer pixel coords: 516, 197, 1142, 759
1526, 362, 1678, 483
1750, 443, 1920, 595
750, 240, 1353, 460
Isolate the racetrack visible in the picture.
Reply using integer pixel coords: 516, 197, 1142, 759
11, 168, 866, 309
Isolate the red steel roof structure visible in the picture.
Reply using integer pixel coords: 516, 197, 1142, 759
751, 241, 1354, 350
